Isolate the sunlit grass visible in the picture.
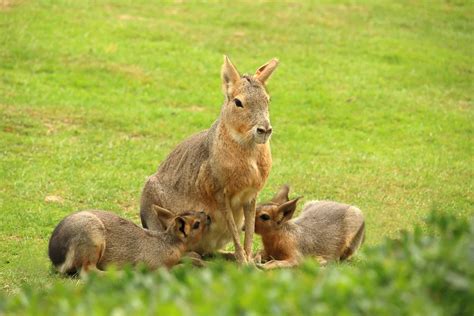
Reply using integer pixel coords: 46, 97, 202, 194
0, 0, 472, 294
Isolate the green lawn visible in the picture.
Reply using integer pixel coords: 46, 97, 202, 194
0, 0, 472, 303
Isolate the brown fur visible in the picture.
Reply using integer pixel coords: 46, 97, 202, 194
260, 231, 298, 261
140, 56, 278, 263
255, 185, 365, 269
48, 208, 210, 276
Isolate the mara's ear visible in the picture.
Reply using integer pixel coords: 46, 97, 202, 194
254, 58, 279, 84
221, 55, 241, 99
174, 216, 190, 239
271, 184, 290, 205
153, 205, 175, 230
153, 205, 174, 218
276, 197, 302, 224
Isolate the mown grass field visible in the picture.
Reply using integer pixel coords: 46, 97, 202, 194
0, 0, 473, 311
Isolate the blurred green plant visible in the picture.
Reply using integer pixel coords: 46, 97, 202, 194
1, 211, 472, 316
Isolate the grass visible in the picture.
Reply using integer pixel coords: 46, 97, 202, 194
0, 0, 472, 300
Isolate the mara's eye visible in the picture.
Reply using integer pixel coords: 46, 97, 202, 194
259, 214, 270, 221
192, 221, 200, 229
234, 98, 243, 108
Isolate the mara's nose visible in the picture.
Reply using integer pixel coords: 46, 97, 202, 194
256, 126, 273, 135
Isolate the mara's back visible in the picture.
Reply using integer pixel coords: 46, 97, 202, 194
293, 201, 358, 258
141, 126, 215, 217
88, 211, 168, 269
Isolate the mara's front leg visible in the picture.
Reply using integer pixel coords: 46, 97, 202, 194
222, 192, 247, 264
243, 199, 256, 262
259, 258, 299, 270
253, 249, 269, 264
180, 251, 207, 267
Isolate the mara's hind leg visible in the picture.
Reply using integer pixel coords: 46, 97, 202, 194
80, 265, 104, 278
57, 247, 79, 276
314, 256, 328, 266
340, 222, 365, 261
79, 242, 106, 278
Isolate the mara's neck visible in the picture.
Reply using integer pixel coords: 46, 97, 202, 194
159, 230, 186, 254
260, 222, 297, 259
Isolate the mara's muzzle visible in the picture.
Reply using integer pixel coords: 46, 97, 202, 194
255, 125, 272, 144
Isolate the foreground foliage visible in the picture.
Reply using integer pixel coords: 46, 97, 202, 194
1, 212, 472, 315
